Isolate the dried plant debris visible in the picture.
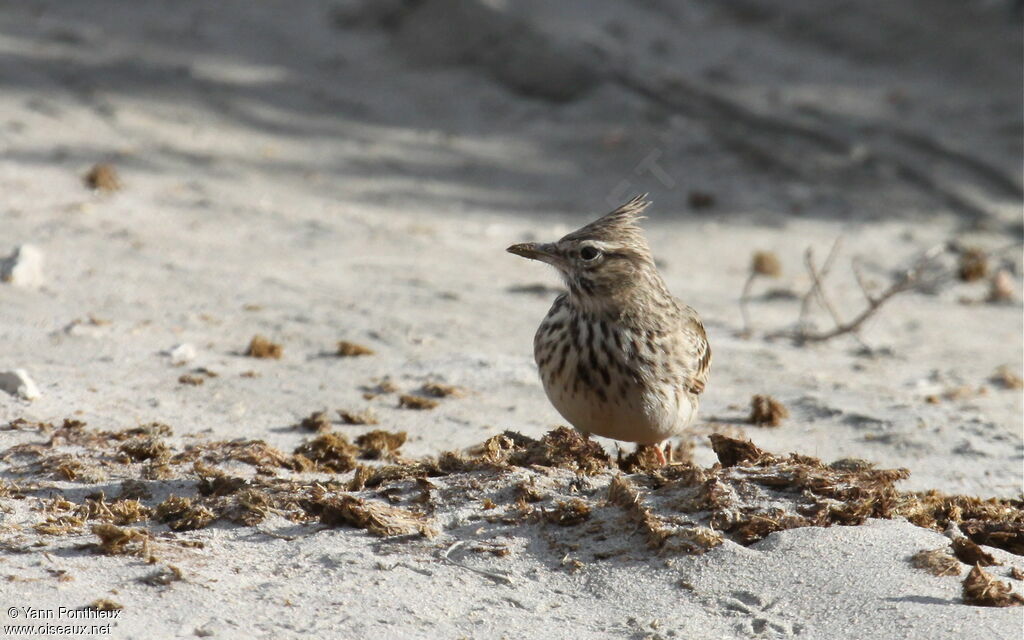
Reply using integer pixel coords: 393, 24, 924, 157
180, 439, 302, 473
245, 335, 282, 359
225, 489, 274, 526
899, 493, 1024, 555
546, 499, 591, 526
480, 428, 613, 475
749, 395, 789, 427
89, 599, 123, 611
119, 437, 170, 462
91, 524, 149, 555
296, 411, 333, 432
617, 445, 665, 473
307, 491, 435, 538
398, 394, 439, 410
9, 419, 1024, 573
990, 366, 1024, 390
38, 454, 106, 483
337, 340, 374, 357
35, 515, 86, 535
83, 163, 121, 192
354, 430, 407, 460
952, 538, 1000, 567
962, 565, 1024, 607
154, 496, 217, 531
338, 408, 379, 425
606, 475, 696, 550
294, 433, 358, 473
709, 434, 769, 468
957, 247, 989, 282
1010, 566, 1024, 581
751, 251, 782, 277
420, 382, 465, 398
911, 547, 961, 577
178, 374, 205, 386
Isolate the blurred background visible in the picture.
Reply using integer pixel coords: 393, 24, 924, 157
2, 0, 1021, 227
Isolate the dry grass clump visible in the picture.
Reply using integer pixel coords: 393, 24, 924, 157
398, 394, 439, 410
38, 454, 106, 483
179, 439, 304, 473
85, 495, 152, 525
957, 247, 988, 282
337, 340, 374, 357
952, 537, 1000, 567
616, 444, 666, 473
91, 524, 149, 555
294, 433, 358, 473
245, 335, 283, 359
607, 475, 687, 549
962, 565, 1024, 607
355, 430, 407, 460
703, 434, 914, 541
154, 496, 216, 531
338, 408, 379, 425
306, 490, 434, 538
83, 163, 122, 192
90, 599, 123, 611
910, 547, 961, 576
35, 515, 87, 535
897, 491, 1024, 555
420, 382, 465, 398
119, 437, 170, 462
508, 427, 612, 475
751, 251, 782, 277
225, 489, 274, 526
296, 411, 333, 432
749, 395, 789, 427
545, 499, 591, 526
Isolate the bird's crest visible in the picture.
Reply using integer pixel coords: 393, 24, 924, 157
562, 194, 651, 245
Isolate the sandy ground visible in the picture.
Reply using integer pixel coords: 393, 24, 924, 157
1, 1, 1022, 638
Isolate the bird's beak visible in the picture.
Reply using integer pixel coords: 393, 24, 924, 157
507, 242, 560, 266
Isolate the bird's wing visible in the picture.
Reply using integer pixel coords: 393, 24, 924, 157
675, 304, 711, 396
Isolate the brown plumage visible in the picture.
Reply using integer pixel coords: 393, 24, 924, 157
508, 195, 710, 464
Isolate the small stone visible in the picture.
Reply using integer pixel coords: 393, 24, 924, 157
988, 269, 1014, 303
168, 343, 197, 366
1, 245, 45, 288
0, 369, 41, 400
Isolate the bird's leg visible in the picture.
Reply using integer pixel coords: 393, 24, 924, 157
664, 441, 674, 464
654, 443, 668, 466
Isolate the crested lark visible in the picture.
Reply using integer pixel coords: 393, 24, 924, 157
508, 195, 710, 464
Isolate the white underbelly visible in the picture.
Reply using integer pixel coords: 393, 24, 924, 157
542, 373, 696, 444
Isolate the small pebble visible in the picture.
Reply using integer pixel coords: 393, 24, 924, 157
1, 244, 45, 288
168, 343, 197, 366
0, 369, 41, 400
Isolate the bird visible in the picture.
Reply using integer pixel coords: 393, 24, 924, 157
507, 195, 710, 465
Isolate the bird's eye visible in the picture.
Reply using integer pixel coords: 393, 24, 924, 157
579, 246, 600, 261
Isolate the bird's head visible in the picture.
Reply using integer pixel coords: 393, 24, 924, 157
507, 195, 665, 312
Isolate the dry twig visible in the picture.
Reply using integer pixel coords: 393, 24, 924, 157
770, 243, 946, 346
